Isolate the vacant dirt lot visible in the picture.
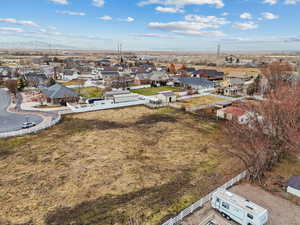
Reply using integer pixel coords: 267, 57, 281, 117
177, 96, 227, 108
231, 184, 300, 225
0, 106, 242, 225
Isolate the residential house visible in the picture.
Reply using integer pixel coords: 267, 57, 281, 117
23, 72, 49, 88
134, 73, 152, 85
176, 77, 215, 92
42, 83, 79, 105
217, 106, 250, 124
193, 69, 224, 81
150, 71, 170, 85
60, 69, 79, 81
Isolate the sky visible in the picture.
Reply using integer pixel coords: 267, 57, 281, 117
0, 0, 300, 51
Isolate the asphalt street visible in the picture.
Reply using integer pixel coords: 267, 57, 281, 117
0, 89, 43, 133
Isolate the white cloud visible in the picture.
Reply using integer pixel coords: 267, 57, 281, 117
155, 6, 184, 13
56, 11, 86, 16
134, 33, 175, 38
99, 15, 113, 20
149, 14, 228, 37
185, 15, 230, 25
173, 30, 225, 36
284, 0, 300, 5
149, 21, 219, 31
0, 18, 39, 27
261, 12, 279, 20
240, 12, 252, 20
49, 0, 68, 5
233, 21, 258, 30
222, 12, 229, 16
138, 0, 224, 9
92, 0, 105, 7
263, 0, 277, 5
0, 27, 24, 32
125, 17, 135, 22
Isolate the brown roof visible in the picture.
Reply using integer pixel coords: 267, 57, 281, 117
222, 106, 246, 117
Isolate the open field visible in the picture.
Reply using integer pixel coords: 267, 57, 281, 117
0, 106, 242, 225
130, 86, 182, 96
74, 87, 103, 99
176, 96, 227, 108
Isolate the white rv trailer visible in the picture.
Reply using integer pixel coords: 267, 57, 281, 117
211, 189, 268, 225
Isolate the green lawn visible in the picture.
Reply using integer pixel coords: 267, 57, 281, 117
131, 86, 182, 96
57, 79, 85, 86
74, 87, 103, 99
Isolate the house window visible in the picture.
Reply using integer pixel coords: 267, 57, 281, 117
222, 202, 229, 209
247, 214, 253, 220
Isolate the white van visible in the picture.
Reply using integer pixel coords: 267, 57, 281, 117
211, 189, 268, 225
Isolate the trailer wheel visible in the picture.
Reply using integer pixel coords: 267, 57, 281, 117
221, 212, 226, 218
225, 215, 231, 221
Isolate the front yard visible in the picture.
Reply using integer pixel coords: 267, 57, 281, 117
130, 86, 182, 96
74, 87, 103, 99
0, 107, 242, 225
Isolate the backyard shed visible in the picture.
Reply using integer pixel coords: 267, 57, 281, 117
157, 91, 177, 103
285, 176, 300, 198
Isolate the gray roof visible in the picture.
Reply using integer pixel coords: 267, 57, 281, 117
42, 84, 79, 99
135, 73, 152, 80
150, 71, 169, 81
101, 71, 120, 76
285, 176, 300, 190
178, 77, 214, 88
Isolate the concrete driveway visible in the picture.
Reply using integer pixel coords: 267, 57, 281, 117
0, 89, 43, 133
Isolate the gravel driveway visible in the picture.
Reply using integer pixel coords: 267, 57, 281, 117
231, 184, 300, 225
0, 89, 43, 133
184, 184, 300, 225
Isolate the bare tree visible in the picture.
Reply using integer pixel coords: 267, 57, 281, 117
260, 61, 293, 92
5, 80, 18, 96
222, 63, 300, 182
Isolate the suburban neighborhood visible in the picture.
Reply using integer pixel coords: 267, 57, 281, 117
1, 0, 300, 225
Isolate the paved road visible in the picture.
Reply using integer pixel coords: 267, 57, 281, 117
0, 89, 43, 133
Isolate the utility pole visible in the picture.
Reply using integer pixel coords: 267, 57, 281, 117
216, 44, 221, 67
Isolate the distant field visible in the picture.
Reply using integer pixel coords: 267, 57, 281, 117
176, 96, 227, 108
74, 87, 103, 99
0, 107, 242, 225
131, 86, 182, 96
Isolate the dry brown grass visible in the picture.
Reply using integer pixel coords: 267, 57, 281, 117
176, 96, 227, 108
0, 106, 242, 225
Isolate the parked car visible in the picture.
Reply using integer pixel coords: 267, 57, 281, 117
22, 122, 36, 129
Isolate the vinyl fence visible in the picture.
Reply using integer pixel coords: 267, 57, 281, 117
128, 85, 151, 90
160, 170, 248, 225
0, 114, 61, 139
67, 99, 148, 113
